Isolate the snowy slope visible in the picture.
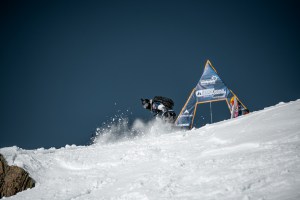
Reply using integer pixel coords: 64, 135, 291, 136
1, 100, 300, 200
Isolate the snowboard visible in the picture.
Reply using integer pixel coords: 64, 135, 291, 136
231, 96, 238, 119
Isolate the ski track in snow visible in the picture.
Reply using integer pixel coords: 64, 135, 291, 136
1, 100, 300, 200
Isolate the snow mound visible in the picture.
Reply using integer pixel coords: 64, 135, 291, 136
1, 100, 300, 200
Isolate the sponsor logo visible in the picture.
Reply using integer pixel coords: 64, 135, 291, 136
195, 88, 226, 98
181, 114, 193, 117
176, 123, 190, 127
200, 75, 218, 85
180, 109, 193, 117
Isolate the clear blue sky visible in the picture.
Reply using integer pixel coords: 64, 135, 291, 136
1, 0, 299, 149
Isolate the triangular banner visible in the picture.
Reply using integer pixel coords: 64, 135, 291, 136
175, 60, 247, 129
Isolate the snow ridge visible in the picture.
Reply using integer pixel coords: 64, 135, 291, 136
1, 100, 300, 200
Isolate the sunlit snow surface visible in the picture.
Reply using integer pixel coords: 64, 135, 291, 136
1, 100, 300, 200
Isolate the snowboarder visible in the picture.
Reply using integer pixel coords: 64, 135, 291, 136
141, 96, 176, 123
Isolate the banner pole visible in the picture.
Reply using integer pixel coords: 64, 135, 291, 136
210, 102, 213, 123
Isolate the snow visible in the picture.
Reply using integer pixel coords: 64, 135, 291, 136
1, 100, 300, 200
